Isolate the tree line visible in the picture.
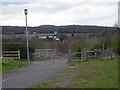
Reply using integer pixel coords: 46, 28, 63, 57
2, 25, 114, 36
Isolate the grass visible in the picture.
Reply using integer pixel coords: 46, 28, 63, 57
67, 59, 118, 88
30, 58, 118, 88
2, 59, 31, 73
85, 38, 100, 43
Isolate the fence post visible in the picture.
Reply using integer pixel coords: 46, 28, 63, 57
81, 50, 84, 60
18, 50, 20, 60
84, 49, 87, 60
109, 48, 113, 59
98, 49, 101, 60
68, 50, 71, 62
95, 49, 97, 60
55, 49, 57, 59
82, 49, 87, 61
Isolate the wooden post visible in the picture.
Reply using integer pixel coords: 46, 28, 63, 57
81, 50, 84, 60
98, 49, 102, 60
85, 49, 87, 60
82, 49, 87, 61
55, 49, 57, 59
18, 50, 20, 60
68, 50, 71, 62
102, 43, 105, 50
95, 49, 97, 60
109, 48, 112, 59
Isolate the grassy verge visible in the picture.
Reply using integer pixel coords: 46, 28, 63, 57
67, 59, 118, 88
30, 58, 118, 88
2, 59, 31, 73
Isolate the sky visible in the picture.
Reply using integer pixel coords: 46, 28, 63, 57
0, 0, 119, 27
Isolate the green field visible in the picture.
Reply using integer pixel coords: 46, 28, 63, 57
2, 59, 30, 73
31, 58, 118, 88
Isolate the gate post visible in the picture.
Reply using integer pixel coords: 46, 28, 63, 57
81, 49, 87, 61
84, 49, 87, 61
18, 50, 20, 60
109, 48, 113, 59
68, 50, 71, 62
95, 49, 97, 60
81, 50, 84, 60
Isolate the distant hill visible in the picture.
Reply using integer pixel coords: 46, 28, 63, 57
2, 25, 115, 35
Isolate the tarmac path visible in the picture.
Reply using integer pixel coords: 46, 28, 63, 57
2, 59, 69, 88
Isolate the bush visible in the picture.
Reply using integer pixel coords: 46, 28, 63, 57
100, 36, 119, 55
73, 41, 83, 52
2, 37, 35, 59
89, 40, 102, 49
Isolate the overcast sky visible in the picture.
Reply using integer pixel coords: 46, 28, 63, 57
0, 0, 119, 27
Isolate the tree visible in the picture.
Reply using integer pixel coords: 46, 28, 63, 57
72, 33, 74, 37
57, 34, 67, 41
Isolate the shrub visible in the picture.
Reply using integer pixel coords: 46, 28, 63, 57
2, 37, 35, 59
89, 40, 102, 49
73, 41, 83, 52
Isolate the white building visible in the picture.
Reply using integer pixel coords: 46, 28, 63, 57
54, 31, 58, 35
38, 36, 47, 39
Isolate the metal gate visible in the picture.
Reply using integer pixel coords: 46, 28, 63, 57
34, 49, 57, 60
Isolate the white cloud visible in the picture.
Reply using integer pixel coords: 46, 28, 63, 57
0, 0, 118, 26
2, 0, 119, 2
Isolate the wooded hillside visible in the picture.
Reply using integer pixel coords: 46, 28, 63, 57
2, 25, 115, 36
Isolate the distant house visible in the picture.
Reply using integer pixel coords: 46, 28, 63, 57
55, 38, 60, 41
37, 34, 60, 41
53, 36, 60, 41
33, 32, 36, 34
54, 31, 58, 35
38, 36, 47, 39
48, 35, 53, 38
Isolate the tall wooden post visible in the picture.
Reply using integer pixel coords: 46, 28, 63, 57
95, 49, 97, 60
68, 50, 71, 62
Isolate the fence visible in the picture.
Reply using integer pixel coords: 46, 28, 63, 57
2, 50, 20, 60
34, 49, 57, 60
68, 48, 113, 62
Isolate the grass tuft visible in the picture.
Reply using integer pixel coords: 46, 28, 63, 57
2, 59, 31, 73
